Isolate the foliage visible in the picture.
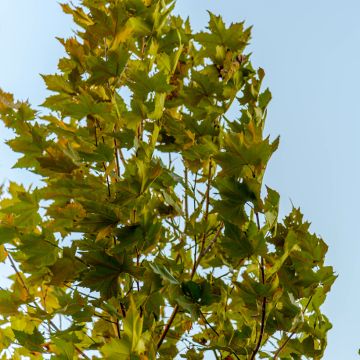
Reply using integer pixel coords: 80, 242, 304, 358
0, 0, 335, 359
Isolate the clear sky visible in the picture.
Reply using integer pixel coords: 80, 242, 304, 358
0, 0, 359, 358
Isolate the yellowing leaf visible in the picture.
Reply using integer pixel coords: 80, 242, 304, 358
96, 225, 114, 241
0, 245, 8, 262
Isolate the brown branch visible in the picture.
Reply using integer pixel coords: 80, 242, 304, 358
250, 213, 266, 360
6, 248, 31, 297
120, 302, 127, 318
200, 310, 219, 337
157, 224, 223, 352
200, 158, 212, 253
115, 318, 121, 339
7, 250, 91, 359
48, 319, 91, 359
184, 167, 189, 224
91, 117, 111, 197
135, 246, 140, 291
273, 296, 313, 359
157, 304, 179, 350
103, 162, 111, 197
192, 223, 223, 279
114, 138, 121, 178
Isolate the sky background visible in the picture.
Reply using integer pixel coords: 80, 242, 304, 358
0, 0, 359, 358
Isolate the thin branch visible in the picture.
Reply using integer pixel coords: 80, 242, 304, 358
157, 224, 223, 352
273, 296, 313, 359
115, 318, 122, 339
200, 311, 219, 337
213, 350, 220, 360
200, 158, 212, 253
93, 312, 119, 325
114, 138, 121, 178
135, 246, 140, 291
48, 319, 91, 359
6, 248, 31, 297
231, 351, 241, 360
250, 212, 266, 360
157, 304, 179, 350
192, 223, 223, 279
120, 302, 127, 318
6, 250, 91, 360
91, 116, 111, 197
191, 172, 199, 275
184, 167, 189, 225
64, 284, 99, 301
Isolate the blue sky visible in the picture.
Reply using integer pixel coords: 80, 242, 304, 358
1, 0, 359, 358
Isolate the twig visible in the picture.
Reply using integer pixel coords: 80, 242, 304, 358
273, 296, 313, 359
7, 250, 91, 359
184, 167, 189, 225
200, 311, 219, 337
120, 302, 127, 318
157, 223, 223, 351
91, 116, 112, 197
6, 249, 31, 297
114, 138, 121, 178
200, 159, 212, 253
192, 223, 223, 279
156, 304, 179, 350
250, 213, 266, 360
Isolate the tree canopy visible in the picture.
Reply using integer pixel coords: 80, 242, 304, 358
0, 0, 335, 359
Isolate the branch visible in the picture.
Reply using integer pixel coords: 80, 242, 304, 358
250, 295, 266, 360
114, 138, 121, 178
273, 296, 313, 359
200, 310, 219, 337
156, 304, 179, 350
250, 213, 266, 360
191, 223, 223, 279
7, 250, 91, 359
157, 224, 223, 351
184, 167, 189, 225
6, 248, 31, 297
200, 159, 212, 253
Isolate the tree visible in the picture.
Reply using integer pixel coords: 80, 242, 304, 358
0, 1, 335, 359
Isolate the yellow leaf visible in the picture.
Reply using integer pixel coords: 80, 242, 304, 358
111, 23, 135, 50
0, 245, 8, 262
96, 225, 114, 241
39, 287, 60, 313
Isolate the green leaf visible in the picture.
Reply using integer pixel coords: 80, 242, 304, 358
52, 338, 75, 360
13, 328, 44, 353
148, 262, 179, 285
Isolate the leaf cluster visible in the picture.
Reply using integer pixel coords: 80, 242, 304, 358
0, 1, 335, 359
